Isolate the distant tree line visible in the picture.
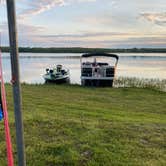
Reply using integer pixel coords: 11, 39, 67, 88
1, 47, 166, 53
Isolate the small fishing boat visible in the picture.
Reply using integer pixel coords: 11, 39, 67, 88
81, 53, 119, 87
43, 65, 70, 83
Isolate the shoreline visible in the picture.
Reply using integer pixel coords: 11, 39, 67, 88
17, 77, 165, 92
1, 47, 166, 53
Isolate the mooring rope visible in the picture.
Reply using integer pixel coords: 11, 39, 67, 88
0, 1, 14, 165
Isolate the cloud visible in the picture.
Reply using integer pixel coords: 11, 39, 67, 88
140, 12, 166, 26
1, 0, 166, 48
38, 32, 130, 39
0, 22, 45, 34
1, 21, 165, 48
18, 0, 64, 19
18, 0, 96, 19
24, 31, 166, 48
79, 15, 112, 26
1, 26, 166, 48
0, 22, 46, 46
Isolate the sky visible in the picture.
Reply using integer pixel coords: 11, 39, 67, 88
0, 0, 166, 48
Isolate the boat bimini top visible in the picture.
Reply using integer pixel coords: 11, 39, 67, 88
81, 53, 119, 67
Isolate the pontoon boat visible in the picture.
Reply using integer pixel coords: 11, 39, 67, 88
81, 53, 119, 87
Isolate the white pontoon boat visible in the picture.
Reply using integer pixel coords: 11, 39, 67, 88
81, 53, 119, 87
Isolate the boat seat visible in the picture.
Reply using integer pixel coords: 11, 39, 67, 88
97, 63, 109, 66
82, 68, 92, 77
106, 67, 115, 77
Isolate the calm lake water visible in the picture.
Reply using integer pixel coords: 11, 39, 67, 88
1, 53, 166, 84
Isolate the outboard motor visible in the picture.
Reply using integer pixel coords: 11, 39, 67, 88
57, 65, 62, 72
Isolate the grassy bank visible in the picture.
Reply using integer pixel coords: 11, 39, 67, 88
0, 85, 166, 166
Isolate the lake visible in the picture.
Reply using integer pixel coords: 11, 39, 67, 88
1, 53, 166, 84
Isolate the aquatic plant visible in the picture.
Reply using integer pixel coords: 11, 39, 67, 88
114, 77, 166, 92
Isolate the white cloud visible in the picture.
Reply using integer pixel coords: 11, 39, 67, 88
140, 12, 166, 26
18, 0, 96, 19
18, 0, 64, 19
1, 21, 166, 48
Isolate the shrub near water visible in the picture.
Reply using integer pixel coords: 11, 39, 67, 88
0, 84, 166, 166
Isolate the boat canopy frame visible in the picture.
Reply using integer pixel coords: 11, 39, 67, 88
81, 53, 119, 66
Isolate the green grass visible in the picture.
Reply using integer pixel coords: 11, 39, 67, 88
0, 84, 166, 166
